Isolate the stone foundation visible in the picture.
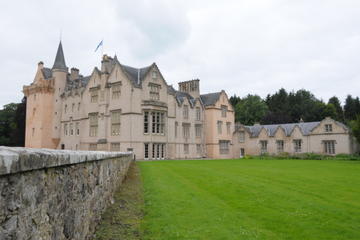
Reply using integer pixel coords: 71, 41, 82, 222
0, 147, 133, 240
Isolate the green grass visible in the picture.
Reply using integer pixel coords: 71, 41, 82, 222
138, 159, 360, 240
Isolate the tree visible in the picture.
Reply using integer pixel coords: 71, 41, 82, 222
321, 103, 338, 120
350, 115, 360, 144
0, 98, 26, 147
328, 96, 344, 122
344, 95, 359, 121
229, 95, 241, 109
235, 94, 268, 125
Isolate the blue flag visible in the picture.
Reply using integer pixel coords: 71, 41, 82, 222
95, 40, 103, 52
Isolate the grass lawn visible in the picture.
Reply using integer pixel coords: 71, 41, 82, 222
138, 159, 360, 240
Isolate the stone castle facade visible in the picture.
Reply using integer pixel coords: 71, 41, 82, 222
23, 42, 358, 159
23, 42, 235, 160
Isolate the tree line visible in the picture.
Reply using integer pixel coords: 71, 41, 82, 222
230, 88, 360, 125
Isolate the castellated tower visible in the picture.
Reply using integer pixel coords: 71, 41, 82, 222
23, 42, 68, 149
178, 79, 200, 99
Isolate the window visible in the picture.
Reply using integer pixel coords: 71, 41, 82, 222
78, 102, 80, 111
260, 140, 267, 154
72, 103, 75, 112
221, 105, 227, 117
64, 124, 68, 136
196, 144, 202, 155
151, 112, 165, 134
196, 107, 201, 121
184, 144, 189, 154
183, 105, 189, 119
112, 82, 121, 99
111, 110, 121, 136
239, 131, 245, 143
324, 140, 335, 154
152, 143, 165, 159
276, 140, 284, 152
89, 144, 97, 151
144, 111, 149, 134
183, 123, 190, 138
90, 88, 99, 103
89, 113, 98, 137
227, 122, 231, 135
195, 124, 202, 138
217, 121, 222, 134
110, 143, 120, 151
70, 123, 74, 135
64, 104, 67, 113
32, 128, 35, 137
149, 83, 160, 100
325, 124, 333, 132
219, 140, 230, 154
33, 108, 36, 115
294, 139, 302, 153
175, 121, 178, 138
34, 94, 36, 100
76, 122, 80, 135
152, 71, 157, 79
144, 143, 149, 159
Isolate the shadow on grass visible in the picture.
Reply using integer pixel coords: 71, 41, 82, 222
94, 163, 144, 240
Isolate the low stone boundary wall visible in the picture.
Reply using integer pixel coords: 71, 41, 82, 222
0, 147, 133, 240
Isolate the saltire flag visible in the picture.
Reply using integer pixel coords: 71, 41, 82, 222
95, 40, 103, 52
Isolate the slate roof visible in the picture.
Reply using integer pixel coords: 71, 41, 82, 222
41, 68, 52, 79
200, 92, 221, 106
175, 91, 196, 107
52, 41, 67, 70
121, 64, 152, 87
64, 75, 91, 91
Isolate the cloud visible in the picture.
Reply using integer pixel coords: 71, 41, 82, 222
0, 0, 359, 108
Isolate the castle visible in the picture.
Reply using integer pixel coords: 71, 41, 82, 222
23, 42, 235, 159
23, 42, 358, 159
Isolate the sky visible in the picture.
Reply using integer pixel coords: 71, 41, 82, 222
1, 0, 360, 108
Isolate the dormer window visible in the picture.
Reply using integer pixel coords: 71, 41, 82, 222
325, 124, 332, 132
149, 83, 160, 100
152, 71, 157, 79
90, 88, 99, 103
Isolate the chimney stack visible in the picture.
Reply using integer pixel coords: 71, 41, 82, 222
70, 68, 79, 80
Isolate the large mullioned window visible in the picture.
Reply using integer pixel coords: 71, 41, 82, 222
143, 111, 165, 135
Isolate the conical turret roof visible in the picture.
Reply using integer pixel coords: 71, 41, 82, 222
52, 41, 67, 70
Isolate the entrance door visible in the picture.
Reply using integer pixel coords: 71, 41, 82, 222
240, 148, 245, 158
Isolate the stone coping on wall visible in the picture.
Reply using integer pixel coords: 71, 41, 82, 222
0, 146, 133, 176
